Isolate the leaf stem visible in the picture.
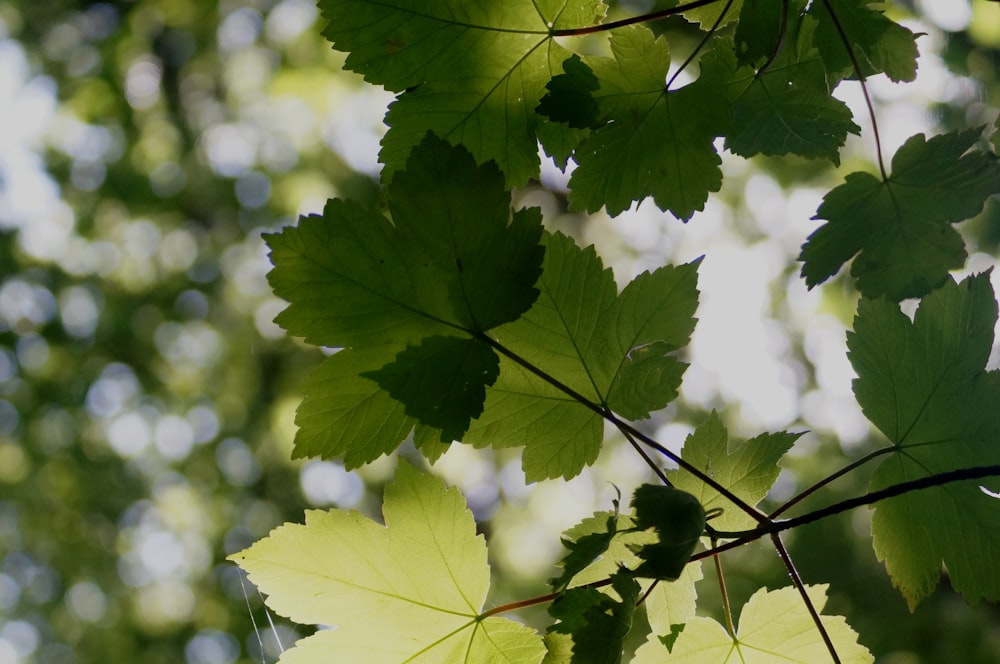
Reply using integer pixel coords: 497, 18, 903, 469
818, 0, 888, 180
708, 464, 1000, 540
480, 591, 562, 618
754, 0, 789, 76
712, 539, 736, 636
770, 533, 841, 664
666, 0, 736, 90
481, 333, 765, 523
551, 0, 723, 37
619, 426, 672, 485
485, 464, 1000, 621
769, 445, 894, 519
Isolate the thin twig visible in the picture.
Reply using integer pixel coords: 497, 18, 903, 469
769, 446, 894, 519
712, 539, 736, 636
755, 0, 789, 76
551, 0, 723, 37
771, 533, 841, 663
818, 0, 888, 179
666, 0, 736, 90
481, 333, 764, 522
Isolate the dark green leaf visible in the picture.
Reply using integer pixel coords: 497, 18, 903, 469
800, 129, 1000, 300
566, 26, 728, 219
629, 485, 705, 580
668, 411, 801, 532
363, 336, 499, 442
709, 15, 860, 163
538, 55, 603, 129
548, 570, 640, 664
734, 0, 797, 67
267, 134, 545, 459
810, 0, 920, 82
318, 0, 606, 185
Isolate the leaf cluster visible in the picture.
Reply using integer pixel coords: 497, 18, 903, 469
232, 1, 1000, 662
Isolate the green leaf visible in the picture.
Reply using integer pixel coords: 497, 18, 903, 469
733, 0, 793, 67
538, 54, 603, 129
318, 0, 606, 185
291, 347, 415, 466
809, 0, 919, 82
363, 336, 499, 442
547, 570, 640, 664
683, 0, 743, 28
552, 510, 656, 591
800, 129, 1000, 300
561, 26, 728, 219
550, 510, 620, 593
848, 273, 1000, 608
644, 562, 704, 650
668, 411, 800, 533
229, 462, 545, 663
632, 585, 873, 662
708, 14, 860, 163
464, 233, 699, 480
267, 134, 545, 460
629, 485, 705, 580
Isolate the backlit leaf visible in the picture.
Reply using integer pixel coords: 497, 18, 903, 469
809, 0, 919, 82
559, 26, 729, 219
848, 273, 1000, 608
230, 462, 545, 663
633, 585, 873, 662
800, 129, 1000, 300
669, 411, 800, 533
464, 232, 699, 480
318, 0, 607, 185
266, 134, 544, 460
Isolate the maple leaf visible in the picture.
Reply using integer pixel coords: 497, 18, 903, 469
632, 585, 873, 662
541, 25, 728, 219
266, 134, 544, 461
464, 232, 699, 480
848, 273, 1000, 608
548, 570, 639, 664
229, 462, 546, 663
317, 0, 606, 186
733, 0, 799, 67
705, 12, 860, 163
800, 129, 1000, 300
683, 0, 744, 28
668, 411, 801, 533
644, 563, 704, 652
629, 485, 706, 581
809, 0, 919, 83
550, 508, 655, 592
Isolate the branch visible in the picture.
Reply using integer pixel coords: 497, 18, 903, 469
480, 333, 765, 523
769, 446, 894, 519
817, 0, 888, 179
551, 0, 723, 37
666, 0, 736, 90
710, 464, 1000, 540
771, 533, 841, 664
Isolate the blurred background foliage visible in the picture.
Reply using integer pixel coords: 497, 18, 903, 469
0, 0, 998, 662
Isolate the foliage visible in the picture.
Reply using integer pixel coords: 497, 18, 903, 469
3, 0, 1000, 663
228, 0, 1000, 662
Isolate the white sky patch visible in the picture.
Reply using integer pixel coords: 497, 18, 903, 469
686, 243, 799, 430
916, 0, 972, 32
